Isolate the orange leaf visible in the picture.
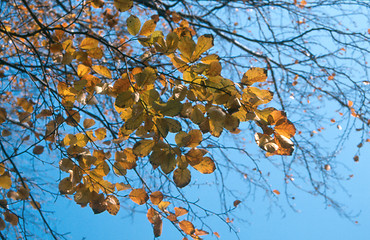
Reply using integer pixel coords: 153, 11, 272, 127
179, 220, 195, 235
273, 189, 280, 195
174, 207, 188, 217
150, 191, 164, 205
129, 188, 149, 205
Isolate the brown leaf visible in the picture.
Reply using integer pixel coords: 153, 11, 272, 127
150, 191, 164, 205
174, 207, 188, 217
33, 145, 44, 155
106, 195, 120, 215
173, 168, 191, 188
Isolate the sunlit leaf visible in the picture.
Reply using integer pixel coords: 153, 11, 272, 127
179, 220, 195, 235
150, 191, 163, 205
192, 157, 215, 174
139, 19, 156, 36
0, 172, 11, 189
80, 38, 99, 50
127, 15, 141, 35
241, 67, 267, 86
192, 34, 214, 61
129, 188, 149, 205
92, 65, 112, 78
174, 207, 188, 217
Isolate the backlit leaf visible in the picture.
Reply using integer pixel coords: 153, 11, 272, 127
192, 34, 214, 61
174, 207, 188, 217
106, 195, 120, 215
92, 65, 112, 78
129, 188, 149, 205
113, 0, 133, 12
95, 127, 107, 140
83, 118, 95, 129
241, 67, 267, 86
179, 220, 195, 235
127, 15, 141, 35
3, 211, 18, 226
150, 191, 163, 205
173, 168, 191, 188
80, 38, 99, 50
139, 19, 156, 36
0, 172, 11, 189
192, 157, 215, 174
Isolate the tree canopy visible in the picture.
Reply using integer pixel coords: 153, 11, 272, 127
0, 0, 369, 239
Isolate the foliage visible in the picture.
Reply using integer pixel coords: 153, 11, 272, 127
0, 0, 369, 239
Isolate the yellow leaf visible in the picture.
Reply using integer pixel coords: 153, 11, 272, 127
127, 15, 141, 35
116, 182, 131, 191
192, 34, 214, 61
129, 188, 149, 205
173, 168, 191, 188
150, 191, 163, 205
139, 19, 156, 36
80, 37, 99, 50
77, 64, 90, 77
166, 32, 179, 52
241, 67, 267, 86
88, 47, 103, 59
114, 0, 133, 12
0, 172, 11, 189
63, 134, 77, 146
76, 133, 89, 147
158, 201, 170, 212
95, 127, 107, 140
274, 119, 296, 138
92, 65, 112, 78
192, 157, 215, 174
178, 36, 195, 62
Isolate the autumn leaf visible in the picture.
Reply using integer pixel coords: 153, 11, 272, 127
179, 220, 195, 235
150, 191, 163, 205
241, 67, 267, 86
129, 188, 149, 205
114, 0, 133, 12
127, 15, 141, 35
192, 157, 216, 174
139, 19, 156, 36
173, 168, 191, 188
192, 34, 214, 61
92, 65, 112, 78
80, 38, 99, 50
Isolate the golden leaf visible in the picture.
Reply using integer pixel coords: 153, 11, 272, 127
139, 19, 156, 36
80, 37, 99, 50
92, 65, 112, 78
173, 168, 191, 188
178, 36, 195, 62
0, 172, 11, 189
150, 191, 163, 205
174, 207, 188, 217
192, 34, 214, 61
63, 134, 77, 146
95, 127, 107, 140
274, 119, 296, 138
116, 182, 131, 191
113, 0, 133, 12
129, 188, 149, 205
192, 157, 215, 174
127, 15, 141, 35
179, 220, 195, 235
241, 67, 267, 86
